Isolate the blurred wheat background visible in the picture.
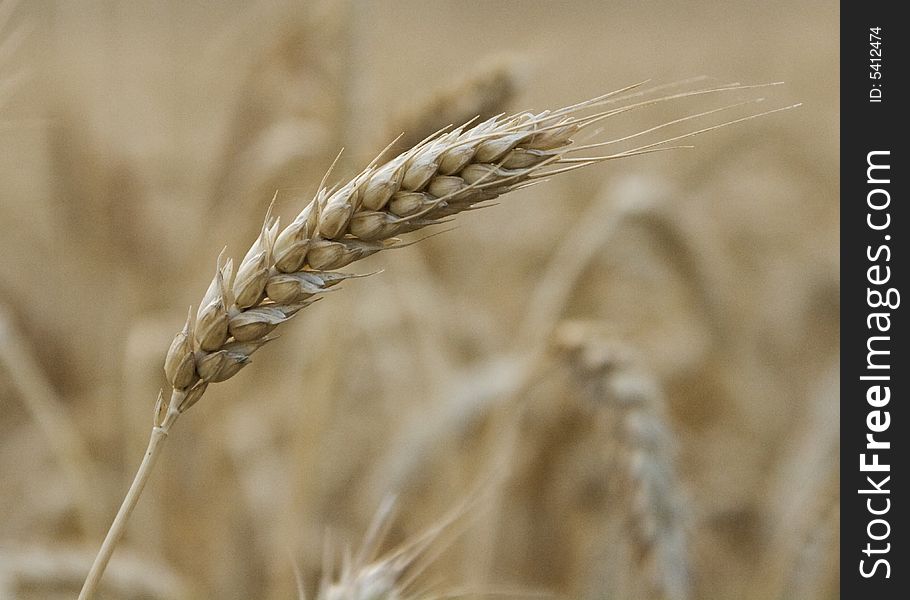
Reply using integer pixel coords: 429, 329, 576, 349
0, 0, 838, 599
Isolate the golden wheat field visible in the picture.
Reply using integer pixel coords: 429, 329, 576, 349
0, 1, 839, 599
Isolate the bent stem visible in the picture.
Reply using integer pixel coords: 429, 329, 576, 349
78, 401, 181, 600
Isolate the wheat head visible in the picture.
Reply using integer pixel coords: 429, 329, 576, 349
78, 79, 795, 599
555, 323, 689, 600
158, 81, 793, 424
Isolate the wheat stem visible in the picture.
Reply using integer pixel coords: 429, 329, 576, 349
0, 307, 99, 535
78, 409, 179, 600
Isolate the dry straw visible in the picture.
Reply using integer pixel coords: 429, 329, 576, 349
78, 81, 796, 598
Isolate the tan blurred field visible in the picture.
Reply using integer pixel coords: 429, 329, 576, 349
0, 1, 838, 599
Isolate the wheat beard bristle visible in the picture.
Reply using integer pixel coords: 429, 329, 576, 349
159, 80, 798, 420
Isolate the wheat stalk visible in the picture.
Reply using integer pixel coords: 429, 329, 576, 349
0, 546, 187, 599
0, 0, 24, 126
78, 81, 796, 598
0, 306, 98, 536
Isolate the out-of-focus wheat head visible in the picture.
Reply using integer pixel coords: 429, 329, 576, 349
306, 494, 485, 600
389, 57, 524, 152
553, 323, 689, 600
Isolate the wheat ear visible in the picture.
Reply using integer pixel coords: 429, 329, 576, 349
555, 324, 689, 600
309, 496, 452, 600
311, 469, 504, 600
78, 82, 795, 599
390, 57, 522, 151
